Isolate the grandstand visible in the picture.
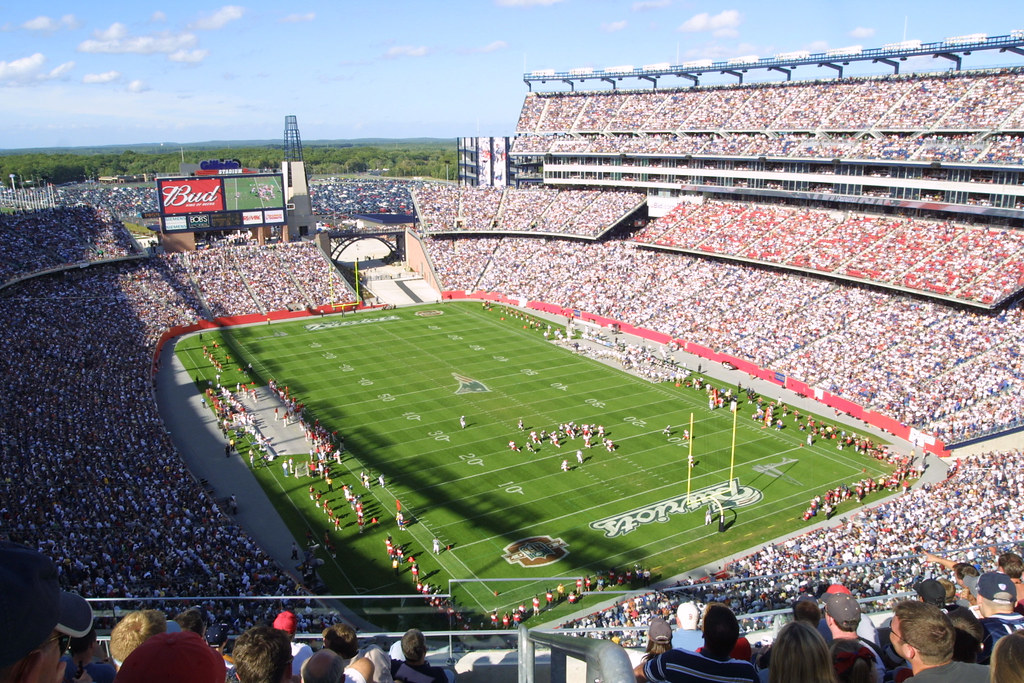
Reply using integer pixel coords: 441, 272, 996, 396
2, 30, 1024, 683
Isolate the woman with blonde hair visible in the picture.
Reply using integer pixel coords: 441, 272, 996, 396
768, 620, 837, 683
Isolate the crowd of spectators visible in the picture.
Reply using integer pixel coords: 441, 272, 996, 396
165, 241, 355, 317
427, 235, 1024, 443
563, 448, 1022, 644
311, 178, 424, 221
412, 186, 644, 237
512, 130, 1024, 165
0, 265, 302, 623
0, 206, 139, 282
632, 199, 1024, 305
516, 68, 1024, 137
54, 183, 159, 218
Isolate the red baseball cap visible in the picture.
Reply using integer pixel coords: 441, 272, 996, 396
116, 631, 226, 683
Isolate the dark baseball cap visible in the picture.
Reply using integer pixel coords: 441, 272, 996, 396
977, 572, 1015, 603
914, 579, 947, 606
0, 542, 93, 668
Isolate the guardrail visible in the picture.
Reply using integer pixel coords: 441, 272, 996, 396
519, 625, 634, 683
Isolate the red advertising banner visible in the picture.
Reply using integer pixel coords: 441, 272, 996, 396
159, 178, 225, 215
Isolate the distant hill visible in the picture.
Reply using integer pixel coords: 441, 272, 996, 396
0, 138, 454, 156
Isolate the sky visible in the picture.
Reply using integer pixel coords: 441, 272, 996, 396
2, 0, 1024, 150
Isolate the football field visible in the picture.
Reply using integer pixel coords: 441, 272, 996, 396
176, 302, 893, 617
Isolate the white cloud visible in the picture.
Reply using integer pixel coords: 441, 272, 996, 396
151, 11, 167, 23
632, 0, 670, 10
384, 45, 430, 58
495, 0, 564, 6
678, 9, 742, 38
94, 23, 129, 41
464, 41, 508, 54
850, 26, 875, 39
79, 29, 198, 55
127, 80, 149, 93
190, 6, 245, 30
602, 20, 627, 33
169, 49, 210, 64
280, 13, 316, 23
0, 53, 76, 85
83, 71, 121, 84
22, 15, 80, 32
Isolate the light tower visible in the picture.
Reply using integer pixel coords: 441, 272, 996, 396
283, 114, 304, 165
281, 115, 314, 240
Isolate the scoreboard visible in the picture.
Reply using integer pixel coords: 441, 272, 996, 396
157, 173, 287, 233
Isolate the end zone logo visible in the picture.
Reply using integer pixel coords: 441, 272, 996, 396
502, 536, 568, 567
415, 310, 444, 317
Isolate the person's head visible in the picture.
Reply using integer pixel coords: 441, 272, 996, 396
830, 638, 877, 683
991, 631, 1024, 683
322, 623, 359, 659
701, 603, 739, 659
767, 621, 836, 683
67, 628, 99, 658
0, 542, 93, 683
400, 629, 428, 665
233, 625, 293, 683
301, 649, 345, 683
205, 624, 229, 653
913, 579, 946, 607
890, 601, 953, 672
174, 608, 206, 636
823, 594, 861, 636
675, 602, 700, 630
793, 596, 821, 626
643, 617, 672, 661
272, 611, 299, 640
997, 552, 1023, 580
115, 631, 226, 683
109, 610, 168, 666
936, 578, 956, 604
977, 571, 1016, 617
944, 606, 982, 663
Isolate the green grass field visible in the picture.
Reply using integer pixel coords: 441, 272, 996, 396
175, 301, 893, 620
223, 175, 284, 211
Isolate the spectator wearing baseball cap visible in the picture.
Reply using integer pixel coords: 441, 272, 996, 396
915, 579, 947, 608
115, 631, 225, 683
817, 585, 879, 647
206, 623, 236, 678
274, 610, 314, 678
0, 541, 93, 683
670, 601, 703, 651
634, 617, 673, 682
977, 571, 1024, 664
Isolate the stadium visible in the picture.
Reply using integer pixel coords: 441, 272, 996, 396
2, 29, 1023, 683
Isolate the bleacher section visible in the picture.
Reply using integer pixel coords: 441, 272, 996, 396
512, 69, 1024, 164
412, 186, 645, 238
632, 201, 1024, 305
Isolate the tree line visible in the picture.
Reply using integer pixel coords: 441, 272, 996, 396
0, 141, 457, 186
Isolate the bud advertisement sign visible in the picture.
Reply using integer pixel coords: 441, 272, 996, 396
156, 173, 286, 233
159, 178, 224, 214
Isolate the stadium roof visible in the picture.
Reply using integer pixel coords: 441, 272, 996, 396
351, 213, 417, 225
